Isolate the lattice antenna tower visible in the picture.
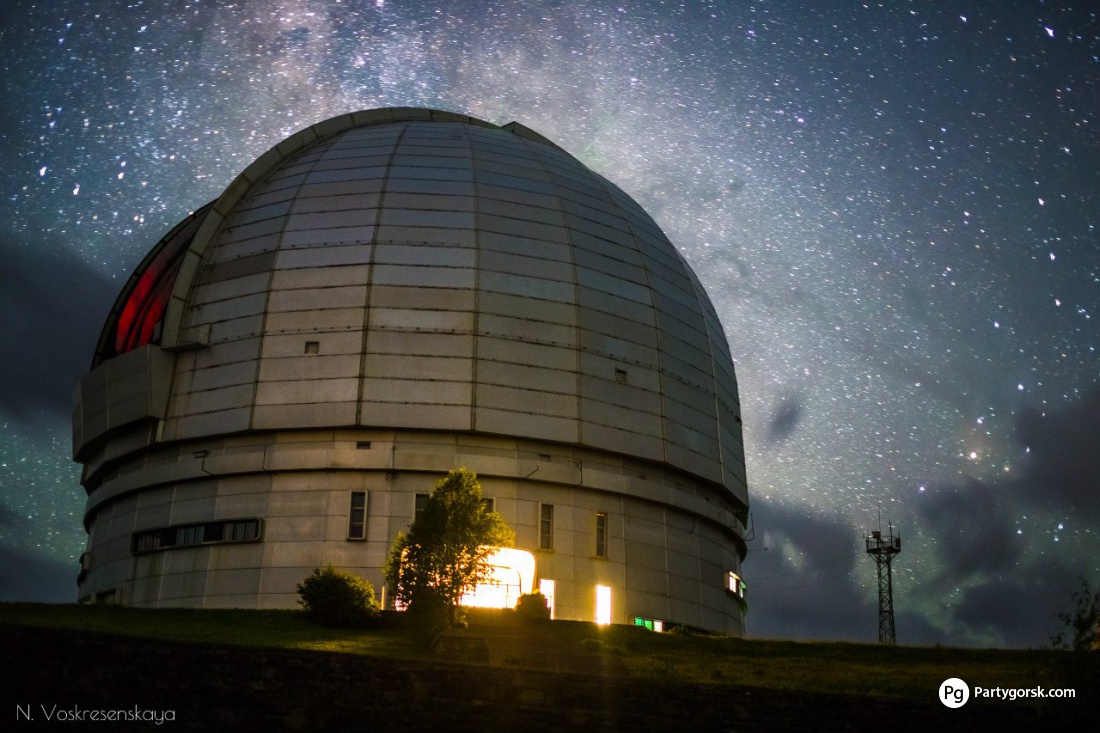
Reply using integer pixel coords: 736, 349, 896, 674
865, 516, 901, 645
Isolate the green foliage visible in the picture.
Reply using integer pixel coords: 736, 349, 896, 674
515, 592, 550, 623
384, 468, 513, 624
1051, 578, 1100, 651
297, 566, 379, 627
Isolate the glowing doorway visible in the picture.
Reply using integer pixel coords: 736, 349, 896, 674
458, 547, 536, 609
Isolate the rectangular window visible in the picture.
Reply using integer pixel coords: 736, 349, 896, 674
414, 493, 429, 524
595, 512, 608, 558
133, 519, 260, 554
539, 503, 554, 550
348, 491, 367, 540
634, 617, 665, 633
595, 584, 612, 625
727, 571, 746, 599
176, 524, 204, 546
224, 520, 259, 542
481, 497, 495, 514
538, 579, 556, 620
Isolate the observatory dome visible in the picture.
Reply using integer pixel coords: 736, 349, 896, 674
74, 108, 748, 633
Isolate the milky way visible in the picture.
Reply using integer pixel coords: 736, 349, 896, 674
1, 0, 1097, 647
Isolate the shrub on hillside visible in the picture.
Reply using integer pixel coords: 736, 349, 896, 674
515, 592, 551, 623
297, 566, 379, 627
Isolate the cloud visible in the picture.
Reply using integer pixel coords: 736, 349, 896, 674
951, 569, 1082, 648
0, 542, 76, 603
915, 478, 1026, 586
764, 393, 803, 444
0, 235, 115, 425
746, 498, 877, 642
905, 387, 1100, 646
1014, 389, 1100, 516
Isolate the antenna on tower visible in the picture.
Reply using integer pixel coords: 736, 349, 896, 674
865, 517, 901, 644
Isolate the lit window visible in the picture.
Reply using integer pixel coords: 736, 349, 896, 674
727, 571, 746, 599
539, 504, 554, 550
595, 512, 608, 558
539, 579, 556, 620
595, 584, 612, 625
633, 617, 665, 633
348, 491, 366, 540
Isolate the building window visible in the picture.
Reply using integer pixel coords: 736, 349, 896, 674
414, 493, 429, 524
176, 524, 204, 546
539, 579, 556, 620
222, 520, 257, 542
595, 512, 608, 558
481, 497, 495, 513
595, 584, 612, 625
727, 571, 746, 599
539, 503, 554, 550
348, 491, 367, 540
132, 519, 260, 554
634, 617, 664, 633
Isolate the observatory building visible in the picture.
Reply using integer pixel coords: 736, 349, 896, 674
73, 108, 749, 634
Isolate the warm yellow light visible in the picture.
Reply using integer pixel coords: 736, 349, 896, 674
538, 578, 556, 620
459, 547, 536, 609
595, 584, 612, 625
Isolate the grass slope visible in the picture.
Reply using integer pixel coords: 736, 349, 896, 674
1, 602, 1094, 707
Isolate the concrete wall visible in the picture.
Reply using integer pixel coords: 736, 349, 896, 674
79, 430, 744, 635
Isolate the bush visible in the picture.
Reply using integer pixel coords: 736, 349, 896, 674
297, 566, 379, 627
515, 592, 550, 623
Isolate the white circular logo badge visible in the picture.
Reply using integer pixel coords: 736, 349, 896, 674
939, 678, 970, 708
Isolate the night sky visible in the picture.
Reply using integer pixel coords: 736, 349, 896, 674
1, 0, 1097, 648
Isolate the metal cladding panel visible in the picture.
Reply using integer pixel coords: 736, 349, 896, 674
365, 355, 472, 381
368, 331, 475, 358
261, 331, 362, 358
479, 313, 575, 346
190, 361, 257, 392
477, 360, 576, 395
361, 378, 472, 406
98, 113, 747, 505
578, 329, 658, 366
361, 402, 472, 430
481, 250, 573, 281
191, 272, 270, 304
267, 286, 367, 312
475, 408, 578, 444
477, 337, 575, 371
369, 308, 473, 332
479, 292, 575, 325
579, 376, 661, 416
255, 378, 359, 405
254, 402, 357, 430
475, 384, 577, 419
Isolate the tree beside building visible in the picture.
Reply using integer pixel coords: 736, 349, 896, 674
385, 468, 513, 623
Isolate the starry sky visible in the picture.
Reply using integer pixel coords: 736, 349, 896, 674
1, 0, 1097, 648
